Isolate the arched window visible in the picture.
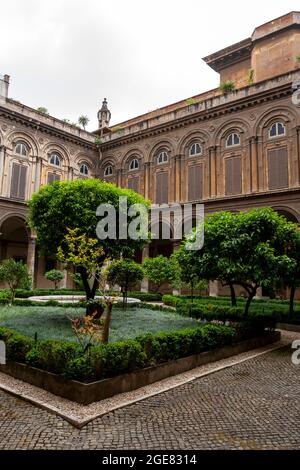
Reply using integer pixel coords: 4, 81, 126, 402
80, 162, 89, 176
104, 164, 113, 176
15, 141, 28, 157
48, 153, 61, 167
129, 158, 139, 171
189, 142, 202, 156
226, 133, 240, 148
157, 150, 168, 164
269, 122, 286, 139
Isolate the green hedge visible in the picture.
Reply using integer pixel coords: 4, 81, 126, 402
162, 295, 300, 326
0, 323, 249, 382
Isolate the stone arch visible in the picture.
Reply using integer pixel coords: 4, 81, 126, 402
255, 107, 297, 137
43, 142, 70, 167
178, 129, 210, 155
6, 130, 39, 156
272, 205, 300, 223
213, 118, 251, 147
149, 139, 175, 164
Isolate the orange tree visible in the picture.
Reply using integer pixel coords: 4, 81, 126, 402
28, 179, 150, 301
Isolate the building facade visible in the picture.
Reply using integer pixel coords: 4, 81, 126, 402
0, 11, 300, 292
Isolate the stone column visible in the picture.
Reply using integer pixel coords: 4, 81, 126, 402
27, 237, 36, 288
175, 155, 182, 202
209, 280, 219, 297
140, 245, 149, 292
68, 166, 74, 181
144, 162, 150, 199
34, 156, 42, 191
250, 137, 258, 192
209, 146, 216, 197
0, 145, 5, 195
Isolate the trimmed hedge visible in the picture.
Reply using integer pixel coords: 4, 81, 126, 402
0, 323, 249, 382
162, 295, 300, 326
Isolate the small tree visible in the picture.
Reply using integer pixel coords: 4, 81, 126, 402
45, 269, 64, 289
37, 107, 49, 114
106, 259, 144, 309
172, 249, 207, 300
143, 255, 177, 293
78, 115, 89, 130
0, 259, 31, 304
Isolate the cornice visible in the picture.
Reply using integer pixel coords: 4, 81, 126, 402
100, 82, 293, 151
0, 106, 97, 152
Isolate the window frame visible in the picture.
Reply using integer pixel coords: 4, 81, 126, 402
104, 164, 113, 177
226, 133, 241, 148
129, 158, 139, 171
268, 122, 286, 139
48, 153, 61, 167
189, 142, 202, 157
80, 162, 89, 176
157, 150, 168, 165
14, 141, 28, 157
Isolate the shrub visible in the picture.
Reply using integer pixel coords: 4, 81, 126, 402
44, 270, 65, 289
0, 327, 34, 362
26, 340, 81, 374
219, 81, 235, 93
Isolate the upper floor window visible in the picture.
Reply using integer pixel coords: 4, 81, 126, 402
129, 158, 139, 171
80, 162, 89, 176
189, 142, 202, 156
269, 122, 286, 139
104, 164, 113, 177
15, 141, 28, 157
157, 150, 168, 164
226, 133, 240, 148
49, 153, 61, 167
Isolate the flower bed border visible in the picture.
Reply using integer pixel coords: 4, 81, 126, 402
0, 331, 280, 405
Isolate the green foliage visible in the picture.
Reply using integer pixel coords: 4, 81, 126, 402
180, 208, 299, 316
28, 178, 150, 300
219, 81, 235, 93
248, 68, 255, 85
45, 269, 64, 289
296, 55, 300, 64
36, 107, 49, 114
78, 115, 90, 130
186, 97, 196, 106
94, 136, 102, 145
0, 259, 31, 303
106, 259, 144, 308
0, 323, 238, 382
143, 255, 178, 292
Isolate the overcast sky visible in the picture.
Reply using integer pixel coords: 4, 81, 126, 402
2, 0, 300, 130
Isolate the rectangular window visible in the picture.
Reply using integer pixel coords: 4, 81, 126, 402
47, 173, 61, 185
225, 156, 242, 195
128, 177, 139, 193
267, 147, 288, 190
188, 164, 203, 201
10, 163, 27, 200
156, 172, 168, 204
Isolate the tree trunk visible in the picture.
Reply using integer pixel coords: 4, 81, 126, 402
289, 285, 296, 317
229, 282, 237, 307
102, 301, 113, 344
244, 289, 256, 317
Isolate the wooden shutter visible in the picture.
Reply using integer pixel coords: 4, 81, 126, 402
47, 173, 61, 184
156, 172, 168, 204
225, 157, 242, 195
10, 163, 27, 200
188, 165, 203, 201
128, 177, 139, 193
268, 147, 288, 190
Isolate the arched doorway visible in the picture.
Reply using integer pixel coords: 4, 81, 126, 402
0, 215, 36, 287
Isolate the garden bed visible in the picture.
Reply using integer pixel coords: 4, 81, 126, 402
0, 331, 280, 404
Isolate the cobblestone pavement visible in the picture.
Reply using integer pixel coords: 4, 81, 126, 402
0, 346, 299, 450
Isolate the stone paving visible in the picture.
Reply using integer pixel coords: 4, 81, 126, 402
0, 345, 299, 449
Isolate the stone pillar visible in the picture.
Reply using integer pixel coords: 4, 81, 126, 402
0, 145, 5, 195
34, 156, 42, 191
175, 155, 182, 202
117, 169, 122, 187
68, 166, 74, 181
61, 269, 68, 289
27, 237, 36, 288
144, 162, 150, 199
250, 137, 258, 192
255, 287, 263, 299
209, 146, 216, 197
209, 280, 219, 297
140, 245, 149, 292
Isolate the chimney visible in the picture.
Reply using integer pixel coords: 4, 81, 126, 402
0, 74, 10, 101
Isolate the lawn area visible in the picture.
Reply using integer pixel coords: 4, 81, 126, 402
0, 305, 199, 343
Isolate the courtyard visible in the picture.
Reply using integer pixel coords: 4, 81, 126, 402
0, 344, 299, 450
